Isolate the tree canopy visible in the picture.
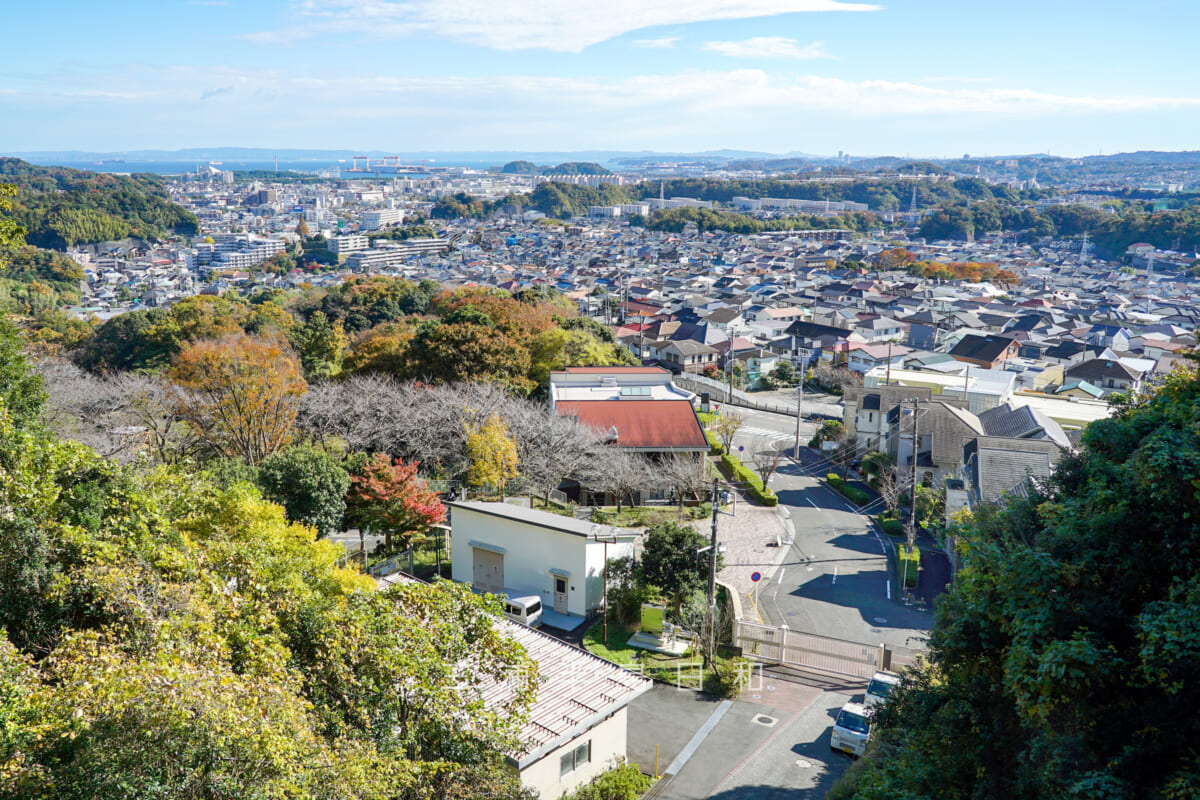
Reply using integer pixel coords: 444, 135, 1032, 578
834, 362, 1200, 800
0, 335, 537, 800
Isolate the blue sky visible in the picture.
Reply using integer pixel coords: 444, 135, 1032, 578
2, 0, 1197, 157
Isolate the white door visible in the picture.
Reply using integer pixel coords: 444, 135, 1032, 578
473, 549, 503, 594
553, 575, 568, 614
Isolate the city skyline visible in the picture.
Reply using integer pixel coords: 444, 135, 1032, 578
2, 0, 1197, 157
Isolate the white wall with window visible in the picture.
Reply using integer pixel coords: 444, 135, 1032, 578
517, 708, 630, 799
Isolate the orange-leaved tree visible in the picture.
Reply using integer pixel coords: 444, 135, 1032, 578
169, 334, 307, 465
345, 454, 446, 554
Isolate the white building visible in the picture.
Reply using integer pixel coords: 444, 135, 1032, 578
486, 622, 651, 799
448, 502, 637, 627
361, 208, 406, 230
378, 573, 651, 800
328, 235, 369, 254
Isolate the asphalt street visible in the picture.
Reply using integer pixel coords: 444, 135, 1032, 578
726, 406, 934, 653
628, 672, 865, 799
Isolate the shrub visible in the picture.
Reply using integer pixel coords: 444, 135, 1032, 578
719, 453, 778, 506
878, 515, 905, 537
826, 473, 869, 505
711, 656, 753, 699
565, 761, 652, 800
898, 544, 921, 587
706, 431, 725, 455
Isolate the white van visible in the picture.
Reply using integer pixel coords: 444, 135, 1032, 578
864, 671, 902, 709
500, 592, 544, 628
830, 701, 871, 757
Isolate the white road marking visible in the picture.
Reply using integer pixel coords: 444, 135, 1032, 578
887, 579, 891, 600
832, 566, 838, 585
807, 499, 819, 509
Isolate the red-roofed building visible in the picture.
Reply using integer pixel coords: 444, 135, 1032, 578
556, 399, 708, 455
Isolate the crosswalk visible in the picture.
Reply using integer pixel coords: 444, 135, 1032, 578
737, 425, 796, 445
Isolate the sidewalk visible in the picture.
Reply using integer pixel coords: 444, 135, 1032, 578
689, 499, 789, 621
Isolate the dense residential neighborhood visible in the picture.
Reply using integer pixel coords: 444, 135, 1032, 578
3, 154, 1200, 800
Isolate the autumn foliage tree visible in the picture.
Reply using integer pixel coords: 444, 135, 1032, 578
345, 454, 446, 553
464, 413, 520, 491
168, 334, 307, 465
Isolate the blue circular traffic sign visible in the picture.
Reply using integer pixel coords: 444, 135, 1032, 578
738, 445, 744, 452
751, 571, 762, 583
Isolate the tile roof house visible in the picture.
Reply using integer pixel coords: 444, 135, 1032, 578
948, 333, 1022, 369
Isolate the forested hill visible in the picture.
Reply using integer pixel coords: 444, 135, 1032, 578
0, 158, 199, 249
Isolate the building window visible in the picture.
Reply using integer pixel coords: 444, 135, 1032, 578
560, 740, 591, 778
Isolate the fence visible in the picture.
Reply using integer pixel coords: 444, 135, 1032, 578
733, 619, 896, 679
673, 374, 800, 417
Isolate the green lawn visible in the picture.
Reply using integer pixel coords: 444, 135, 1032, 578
590, 504, 712, 527
584, 621, 745, 694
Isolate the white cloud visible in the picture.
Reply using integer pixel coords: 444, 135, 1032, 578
7, 64, 1200, 152
634, 37, 680, 49
247, 0, 881, 51
703, 36, 832, 59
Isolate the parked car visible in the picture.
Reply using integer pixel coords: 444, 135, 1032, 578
864, 670, 902, 709
500, 592, 544, 628
830, 701, 871, 757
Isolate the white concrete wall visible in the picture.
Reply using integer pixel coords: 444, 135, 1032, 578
583, 540, 635, 612
519, 707, 630, 800
451, 508, 590, 616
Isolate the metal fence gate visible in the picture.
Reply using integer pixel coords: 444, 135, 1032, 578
734, 620, 894, 679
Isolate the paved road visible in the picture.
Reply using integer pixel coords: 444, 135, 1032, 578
628, 672, 864, 799
729, 408, 934, 652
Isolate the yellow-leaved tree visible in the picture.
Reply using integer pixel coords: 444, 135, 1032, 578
464, 412, 519, 492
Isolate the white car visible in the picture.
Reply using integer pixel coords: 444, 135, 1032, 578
830, 701, 871, 757
864, 671, 902, 709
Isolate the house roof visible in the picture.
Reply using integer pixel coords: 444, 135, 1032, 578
562, 366, 671, 375
484, 621, 653, 768
949, 333, 1018, 363
378, 571, 652, 770
447, 501, 636, 538
556, 399, 709, 452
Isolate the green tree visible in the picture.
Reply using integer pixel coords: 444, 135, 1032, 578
832, 363, 1200, 800
0, 316, 45, 426
0, 184, 25, 248
769, 360, 797, 385
289, 310, 348, 380
639, 521, 719, 617
258, 443, 352, 536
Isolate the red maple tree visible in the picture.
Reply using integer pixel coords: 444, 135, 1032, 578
345, 454, 446, 553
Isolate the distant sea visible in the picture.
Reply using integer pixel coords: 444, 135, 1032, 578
24, 158, 504, 176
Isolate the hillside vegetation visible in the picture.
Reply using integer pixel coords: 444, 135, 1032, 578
0, 158, 199, 249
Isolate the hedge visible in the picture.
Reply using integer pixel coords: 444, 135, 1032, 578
706, 431, 725, 455
878, 516, 905, 537
826, 473, 870, 505
898, 544, 921, 588
718, 453, 778, 506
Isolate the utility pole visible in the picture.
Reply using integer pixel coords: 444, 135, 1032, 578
706, 478, 721, 669
707, 478, 720, 608
595, 528, 619, 646
793, 379, 804, 459
904, 399, 921, 595
908, 398, 920, 536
